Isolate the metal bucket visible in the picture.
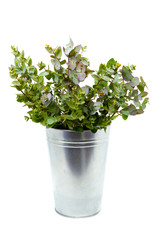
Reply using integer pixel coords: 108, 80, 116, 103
46, 127, 110, 218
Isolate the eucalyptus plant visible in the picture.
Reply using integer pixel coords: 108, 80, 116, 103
9, 39, 149, 133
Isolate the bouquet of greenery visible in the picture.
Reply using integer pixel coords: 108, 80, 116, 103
9, 39, 149, 133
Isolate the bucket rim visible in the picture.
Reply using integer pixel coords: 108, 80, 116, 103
46, 126, 111, 133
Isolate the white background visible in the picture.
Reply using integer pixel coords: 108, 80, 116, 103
0, 0, 160, 239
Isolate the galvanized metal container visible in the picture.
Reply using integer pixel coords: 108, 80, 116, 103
46, 127, 110, 218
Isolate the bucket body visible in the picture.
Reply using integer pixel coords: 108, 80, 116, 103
46, 127, 110, 218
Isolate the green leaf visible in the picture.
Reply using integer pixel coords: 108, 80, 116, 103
137, 109, 144, 114
141, 102, 146, 110
98, 64, 106, 74
134, 96, 140, 107
82, 86, 89, 96
81, 59, 89, 66
106, 68, 115, 74
72, 76, 79, 84
130, 77, 139, 86
45, 44, 55, 54
130, 109, 144, 115
128, 104, 136, 113
69, 45, 82, 56
47, 117, 56, 125
37, 61, 46, 70
100, 87, 108, 95
66, 101, 77, 109
137, 83, 144, 92
130, 110, 137, 115
64, 38, 74, 55
94, 102, 103, 108
51, 58, 61, 71
39, 71, 49, 76
125, 83, 133, 90
134, 101, 140, 107
140, 76, 147, 88
22, 62, 27, 73
82, 45, 87, 51
113, 74, 120, 83
69, 57, 77, 70
91, 128, 98, 133
74, 45, 81, 53
60, 114, 74, 120
21, 50, 25, 58
24, 116, 29, 121
60, 60, 66, 65
129, 64, 136, 71
53, 74, 59, 83
143, 97, 149, 104
12, 81, 21, 86
140, 91, 148, 98
11, 46, 20, 57
76, 62, 86, 73
122, 114, 128, 120
113, 85, 119, 93
132, 90, 138, 97
55, 47, 62, 59
122, 66, 133, 81
121, 103, 128, 108
77, 72, 86, 81
141, 97, 149, 110
29, 66, 35, 74
28, 58, 32, 66
121, 110, 129, 115
34, 67, 38, 75
101, 76, 111, 81
107, 58, 117, 68
92, 74, 99, 82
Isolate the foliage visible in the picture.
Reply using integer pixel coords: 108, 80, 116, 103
9, 40, 149, 133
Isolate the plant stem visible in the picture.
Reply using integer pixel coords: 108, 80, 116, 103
20, 89, 31, 102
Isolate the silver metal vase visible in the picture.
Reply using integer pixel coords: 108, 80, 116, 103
46, 127, 110, 218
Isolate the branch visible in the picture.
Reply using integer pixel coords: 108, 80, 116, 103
20, 89, 32, 102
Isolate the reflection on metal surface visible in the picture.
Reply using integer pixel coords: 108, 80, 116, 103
46, 127, 110, 218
